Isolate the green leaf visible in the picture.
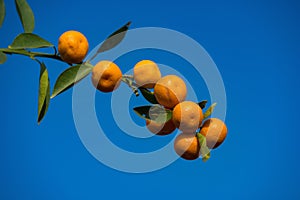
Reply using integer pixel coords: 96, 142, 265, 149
0, 51, 7, 64
196, 133, 211, 162
51, 63, 93, 98
133, 105, 172, 123
89, 21, 131, 61
37, 62, 50, 124
15, 0, 34, 33
0, 0, 5, 28
9, 33, 53, 49
139, 87, 158, 104
198, 100, 208, 109
98, 21, 131, 53
203, 102, 217, 119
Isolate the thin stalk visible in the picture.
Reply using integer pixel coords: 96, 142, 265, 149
0, 48, 64, 62
121, 75, 139, 96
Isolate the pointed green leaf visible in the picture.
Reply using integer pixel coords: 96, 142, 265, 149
37, 62, 50, 124
198, 100, 208, 109
139, 87, 158, 104
9, 33, 53, 49
196, 133, 211, 162
98, 21, 131, 53
0, 51, 7, 64
134, 106, 151, 120
133, 105, 172, 123
15, 0, 34, 33
89, 22, 131, 61
203, 102, 217, 119
0, 0, 5, 28
51, 63, 93, 98
148, 105, 172, 122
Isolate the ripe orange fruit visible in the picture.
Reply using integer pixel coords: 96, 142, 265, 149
200, 118, 228, 149
58, 30, 89, 63
174, 133, 200, 160
133, 60, 161, 88
172, 101, 203, 134
91, 60, 122, 92
146, 119, 176, 135
154, 75, 187, 108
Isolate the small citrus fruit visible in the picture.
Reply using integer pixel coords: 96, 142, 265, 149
200, 118, 227, 149
91, 60, 122, 92
174, 133, 200, 160
154, 75, 187, 108
133, 60, 161, 88
146, 119, 176, 135
58, 30, 89, 63
172, 101, 203, 133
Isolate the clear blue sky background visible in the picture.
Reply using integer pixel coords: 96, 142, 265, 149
0, 0, 299, 199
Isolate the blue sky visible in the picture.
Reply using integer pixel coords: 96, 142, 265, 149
0, 0, 300, 199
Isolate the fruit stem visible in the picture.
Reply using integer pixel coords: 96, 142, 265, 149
121, 75, 139, 96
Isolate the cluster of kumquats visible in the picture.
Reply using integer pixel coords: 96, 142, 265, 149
89, 60, 228, 161
56, 30, 228, 161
